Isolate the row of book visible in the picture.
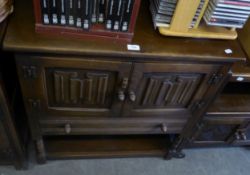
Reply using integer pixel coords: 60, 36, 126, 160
41, 0, 135, 32
150, 0, 250, 29
0, 0, 13, 23
204, 0, 250, 28
150, 0, 208, 28
150, 0, 177, 28
191, 0, 209, 28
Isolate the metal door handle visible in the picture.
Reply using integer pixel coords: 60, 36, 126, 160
65, 124, 72, 134
161, 124, 168, 133
235, 132, 240, 140
241, 132, 247, 140
129, 91, 136, 102
118, 90, 125, 101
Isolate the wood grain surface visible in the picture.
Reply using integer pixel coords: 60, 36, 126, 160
3, 0, 245, 63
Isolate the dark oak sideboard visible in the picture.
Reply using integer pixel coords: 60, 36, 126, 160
3, 0, 246, 163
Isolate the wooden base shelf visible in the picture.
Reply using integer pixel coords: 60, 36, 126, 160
44, 135, 170, 160
159, 24, 237, 40
207, 82, 250, 115
208, 94, 250, 115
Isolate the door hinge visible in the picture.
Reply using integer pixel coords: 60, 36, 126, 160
28, 99, 41, 110
208, 73, 224, 85
22, 66, 37, 79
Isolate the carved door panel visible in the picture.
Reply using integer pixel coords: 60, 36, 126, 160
123, 62, 220, 118
16, 56, 132, 118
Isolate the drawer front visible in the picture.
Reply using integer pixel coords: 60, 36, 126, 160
191, 115, 250, 147
40, 117, 188, 135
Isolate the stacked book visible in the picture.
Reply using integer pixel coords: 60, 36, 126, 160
41, 0, 135, 32
0, 0, 13, 23
150, 0, 209, 28
191, 0, 209, 28
204, 0, 250, 28
150, 0, 177, 28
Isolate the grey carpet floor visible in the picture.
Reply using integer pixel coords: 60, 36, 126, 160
0, 147, 250, 175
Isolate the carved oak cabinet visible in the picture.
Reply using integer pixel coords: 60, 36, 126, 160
3, 0, 246, 163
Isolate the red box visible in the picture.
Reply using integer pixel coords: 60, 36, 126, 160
32, 0, 141, 42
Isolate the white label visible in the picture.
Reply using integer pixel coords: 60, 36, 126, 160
114, 21, 119, 30
127, 44, 141, 51
92, 14, 97, 23
225, 49, 233, 54
236, 77, 245, 82
69, 16, 74, 25
43, 14, 49, 24
83, 19, 89, 29
99, 14, 104, 22
52, 14, 58, 24
76, 18, 82, 27
122, 22, 128, 31
106, 20, 112, 29
84, 23, 89, 29
61, 15, 66, 25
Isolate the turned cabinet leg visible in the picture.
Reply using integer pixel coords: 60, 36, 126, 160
173, 150, 186, 159
35, 139, 46, 164
164, 150, 173, 160
164, 149, 186, 160
164, 136, 187, 160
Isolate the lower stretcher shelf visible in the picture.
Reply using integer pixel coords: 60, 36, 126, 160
44, 135, 172, 159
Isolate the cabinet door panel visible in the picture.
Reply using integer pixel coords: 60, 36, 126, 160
136, 74, 201, 108
46, 69, 116, 108
123, 62, 220, 117
16, 56, 132, 118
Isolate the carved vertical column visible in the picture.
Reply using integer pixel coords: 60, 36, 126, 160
36, 139, 46, 164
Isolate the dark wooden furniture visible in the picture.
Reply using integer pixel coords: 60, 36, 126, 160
0, 21, 27, 169
3, 0, 245, 163
189, 20, 250, 147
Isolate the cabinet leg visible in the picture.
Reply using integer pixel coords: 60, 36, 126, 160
35, 139, 46, 164
164, 149, 185, 160
173, 151, 185, 159
164, 150, 173, 160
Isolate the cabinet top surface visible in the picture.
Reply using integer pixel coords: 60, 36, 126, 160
3, 0, 245, 62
